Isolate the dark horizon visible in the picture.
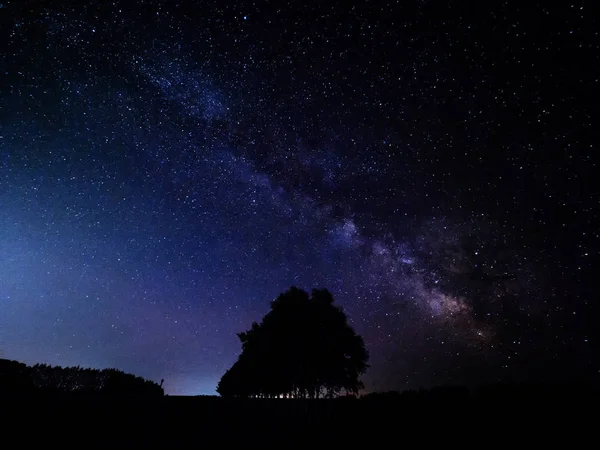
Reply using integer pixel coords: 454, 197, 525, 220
0, 0, 596, 396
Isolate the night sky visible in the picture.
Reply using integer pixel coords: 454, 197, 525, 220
1, 1, 597, 395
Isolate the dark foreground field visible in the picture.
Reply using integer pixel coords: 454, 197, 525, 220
2, 383, 598, 445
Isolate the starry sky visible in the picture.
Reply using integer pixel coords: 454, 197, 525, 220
0, 0, 597, 395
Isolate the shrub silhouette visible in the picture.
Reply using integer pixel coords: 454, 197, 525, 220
217, 287, 369, 398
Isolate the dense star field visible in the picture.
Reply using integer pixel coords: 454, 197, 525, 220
0, 1, 597, 395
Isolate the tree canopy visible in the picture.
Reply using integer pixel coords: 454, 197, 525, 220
217, 287, 369, 398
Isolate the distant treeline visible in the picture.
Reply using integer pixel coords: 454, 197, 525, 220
359, 381, 600, 405
0, 358, 163, 397
197, 380, 600, 404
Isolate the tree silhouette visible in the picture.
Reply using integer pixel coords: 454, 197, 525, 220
217, 287, 369, 398
0, 358, 164, 397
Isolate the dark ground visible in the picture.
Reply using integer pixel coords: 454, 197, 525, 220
2, 383, 598, 446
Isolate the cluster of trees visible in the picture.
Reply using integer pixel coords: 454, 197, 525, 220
0, 358, 163, 397
217, 287, 369, 398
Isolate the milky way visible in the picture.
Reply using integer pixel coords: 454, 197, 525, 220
1, 1, 597, 394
